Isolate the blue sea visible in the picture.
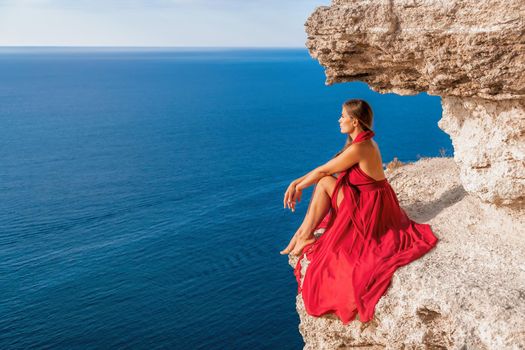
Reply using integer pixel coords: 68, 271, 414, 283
0, 48, 450, 349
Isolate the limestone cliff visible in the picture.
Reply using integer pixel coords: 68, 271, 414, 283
290, 1, 525, 348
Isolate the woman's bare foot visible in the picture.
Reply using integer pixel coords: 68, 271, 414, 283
280, 227, 316, 256
291, 236, 316, 256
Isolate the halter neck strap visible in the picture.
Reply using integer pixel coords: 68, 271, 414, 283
351, 130, 375, 144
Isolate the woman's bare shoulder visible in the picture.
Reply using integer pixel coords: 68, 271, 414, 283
354, 139, 377, 153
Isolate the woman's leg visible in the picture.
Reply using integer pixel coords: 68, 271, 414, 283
299, 176, 337, 236
281, 175, 339, 256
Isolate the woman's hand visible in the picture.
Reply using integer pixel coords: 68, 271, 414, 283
284, 181, 302, 212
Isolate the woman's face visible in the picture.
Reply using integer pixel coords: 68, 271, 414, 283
339, 108, 356, 134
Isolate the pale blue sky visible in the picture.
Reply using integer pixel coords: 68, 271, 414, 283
0, 0, 330, 47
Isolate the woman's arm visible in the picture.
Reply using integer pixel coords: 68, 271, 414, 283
291, 173, 307, 186
294, 169, 326, 191
295, 144, 362, 191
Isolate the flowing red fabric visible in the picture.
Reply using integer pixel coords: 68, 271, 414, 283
294, 130, 439, 324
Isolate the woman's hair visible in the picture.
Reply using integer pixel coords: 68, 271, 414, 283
332, 99, 374, 159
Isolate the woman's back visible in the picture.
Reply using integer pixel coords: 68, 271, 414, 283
355, 139, 386, 181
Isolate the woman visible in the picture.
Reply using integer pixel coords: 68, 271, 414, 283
280, 99, 439, 324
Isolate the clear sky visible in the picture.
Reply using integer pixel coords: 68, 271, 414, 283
0, 0, 330, 47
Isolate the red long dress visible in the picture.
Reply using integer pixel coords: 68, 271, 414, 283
294, 130, 439, 324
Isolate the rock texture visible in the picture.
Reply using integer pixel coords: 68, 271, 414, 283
305, 0, 524, 99
289, 157, 525, 350
304, 0, 525, 209
439, 97, 525, 207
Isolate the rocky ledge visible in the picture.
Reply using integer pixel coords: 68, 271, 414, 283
289, 157, 524, 349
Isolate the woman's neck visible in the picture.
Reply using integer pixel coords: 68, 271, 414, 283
351, 129, 374, 144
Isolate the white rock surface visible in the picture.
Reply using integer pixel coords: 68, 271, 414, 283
289, 157, 525, 349
439, 97, 525, 208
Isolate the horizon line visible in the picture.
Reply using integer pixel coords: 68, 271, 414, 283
0, 45, 308, 49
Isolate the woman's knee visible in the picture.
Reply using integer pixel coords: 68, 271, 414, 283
317, 175, 336, 194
